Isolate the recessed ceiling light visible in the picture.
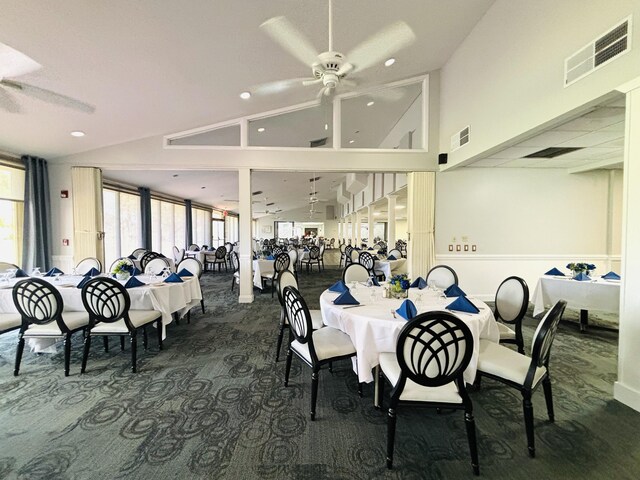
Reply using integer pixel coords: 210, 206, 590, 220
349, 140, 355, 144
324, 123, 328, 130
257, 127, 265, 133
70, 131, 85, 137
367, 101, 375, 107
384, 58, 396, 67
240, 91, 251, 99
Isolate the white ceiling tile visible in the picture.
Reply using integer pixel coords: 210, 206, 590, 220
489, 146, 543, 159
467, 158, 512, 167
560, 147, 622, 158
518, 130, 586, 147
558, 130, 624, 147
556, 107, 625, 131
500, 158, 547, 168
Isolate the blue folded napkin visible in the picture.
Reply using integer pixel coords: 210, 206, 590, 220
124, 276, 144, 288
602, 271, 621, 280
370, 276, 380, 286
329, 280, 349, 293
131, 267, 142, 276
164, 272, 183, 283
193, 247, 200, 251
303, 248, 309, 252
127, 254, 137, 260
14, 268, 29, 278
84, 267, 100, 277
333, 290, 360, 305
396, 299, 417, 320
387, 255, 397, 260
44, 267, 64, 277
177, 268, 194, 277
574, 272, 591, 281
265, 255, 275, 260
368, 248, 374, 251
76, 276, 91, 289
446, 296, 480, 314
545, 267, 565, 276
252, 255, 257, 260
410, 277, 427, 289
444, 284, 466, 297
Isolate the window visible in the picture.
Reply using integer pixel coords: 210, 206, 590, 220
150, 199, 187, 257
0, 164, 25, 265
103, 189, 141, 269
192, 207, 212, 246
225, 215, 239, 243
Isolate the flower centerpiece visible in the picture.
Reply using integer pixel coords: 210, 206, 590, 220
566, 262, 596, 278
112, 260, 133, 280
389, 274, 411, 299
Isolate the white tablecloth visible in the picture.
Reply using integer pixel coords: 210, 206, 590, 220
252, 259, 294, 289
320, 286, 499, 384
531, 275, 621, 317
0, 274, 203, 350
374, 258, 407, 280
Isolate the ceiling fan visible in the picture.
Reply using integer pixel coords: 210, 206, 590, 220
253, 0, 416, 98
254, 197, 282, 215
0, 41, 95, 114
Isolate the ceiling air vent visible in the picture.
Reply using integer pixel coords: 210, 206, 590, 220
524, 147, 583, 159
309, 137, 328, 148
450, 126, 470, 152
565, 17, 631, 87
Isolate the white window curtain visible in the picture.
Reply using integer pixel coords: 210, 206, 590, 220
407, 172, 436, 279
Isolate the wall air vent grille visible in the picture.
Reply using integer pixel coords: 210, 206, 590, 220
450, 126, 470, 152
565, 17, 631, 87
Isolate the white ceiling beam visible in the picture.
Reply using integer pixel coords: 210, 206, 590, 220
568, 157, 623, 174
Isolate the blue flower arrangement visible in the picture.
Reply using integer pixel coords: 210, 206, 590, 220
390, 274, 411, 291
566, 262, 596, 275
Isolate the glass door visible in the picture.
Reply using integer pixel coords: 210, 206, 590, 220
212, 219, 225, 248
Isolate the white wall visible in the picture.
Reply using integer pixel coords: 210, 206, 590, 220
434, 167, 622, 296
254, 202, 339, 240
440, 0, 640, 166
49, 163, 75, 272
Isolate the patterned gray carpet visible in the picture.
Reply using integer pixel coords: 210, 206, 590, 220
0, 268, 639, 479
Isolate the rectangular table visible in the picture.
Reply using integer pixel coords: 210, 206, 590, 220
531, 275, 620, 330
0, 274, 203, 351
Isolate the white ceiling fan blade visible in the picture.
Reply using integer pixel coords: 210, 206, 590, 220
0, 79, 95, 113
251, 77, 315, 95
346, 21, 416, 73
302, 78, 323, 87
0, 87, 21, 113
260, 16, 319, 67
336, 62, 353, 77
0, 42, 41, 79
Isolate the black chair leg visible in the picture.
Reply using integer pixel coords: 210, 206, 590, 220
275, 315, 286, 362
201, 299, 205, 314
465, 411, 480, 476
103, 336, 109, 353
357, 382, 363, 397
156, 319, 163, 350
14, 335, 25, 376
143, 326, 148, 350
310, 368, 319, 421
522, 393, 536, 458
543, 377, 555, 422
377, 368, 385, 409
284, 348, 293, 387
130, 332, 138, 373
120, 336, 125, 351
81, 334, 91, 373
64, 333, 72, 376
386, 405, 398, 469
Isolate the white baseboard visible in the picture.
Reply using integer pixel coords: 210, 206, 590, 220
614, 381, 640, 413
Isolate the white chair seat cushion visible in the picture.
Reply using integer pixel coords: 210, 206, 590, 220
309, 309, 324, 330
497, 322, 516, 340
478, 339, 546, 387
24, 312, 90, 336
291, 327, 355, 362
91, 310, 160, 334
379, 352, 463, 404
0, 313, 22, 332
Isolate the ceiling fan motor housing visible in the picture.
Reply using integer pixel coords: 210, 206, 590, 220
313, 51, 346, 86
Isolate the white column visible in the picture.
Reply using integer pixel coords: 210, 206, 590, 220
407, 172, 436, 281
387, 194, 397, 250
238, 168, 254, 303
615, 79, 640, 413
367, 204, 375, 247
349, 213, 355, 246
355, 211, 362, 248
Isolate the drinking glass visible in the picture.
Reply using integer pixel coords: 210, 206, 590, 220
7, 268, 17, 279
54, 272, 62, 282
31, 267, 41, 276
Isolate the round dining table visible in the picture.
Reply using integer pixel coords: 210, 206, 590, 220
320, 285, 500, 389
